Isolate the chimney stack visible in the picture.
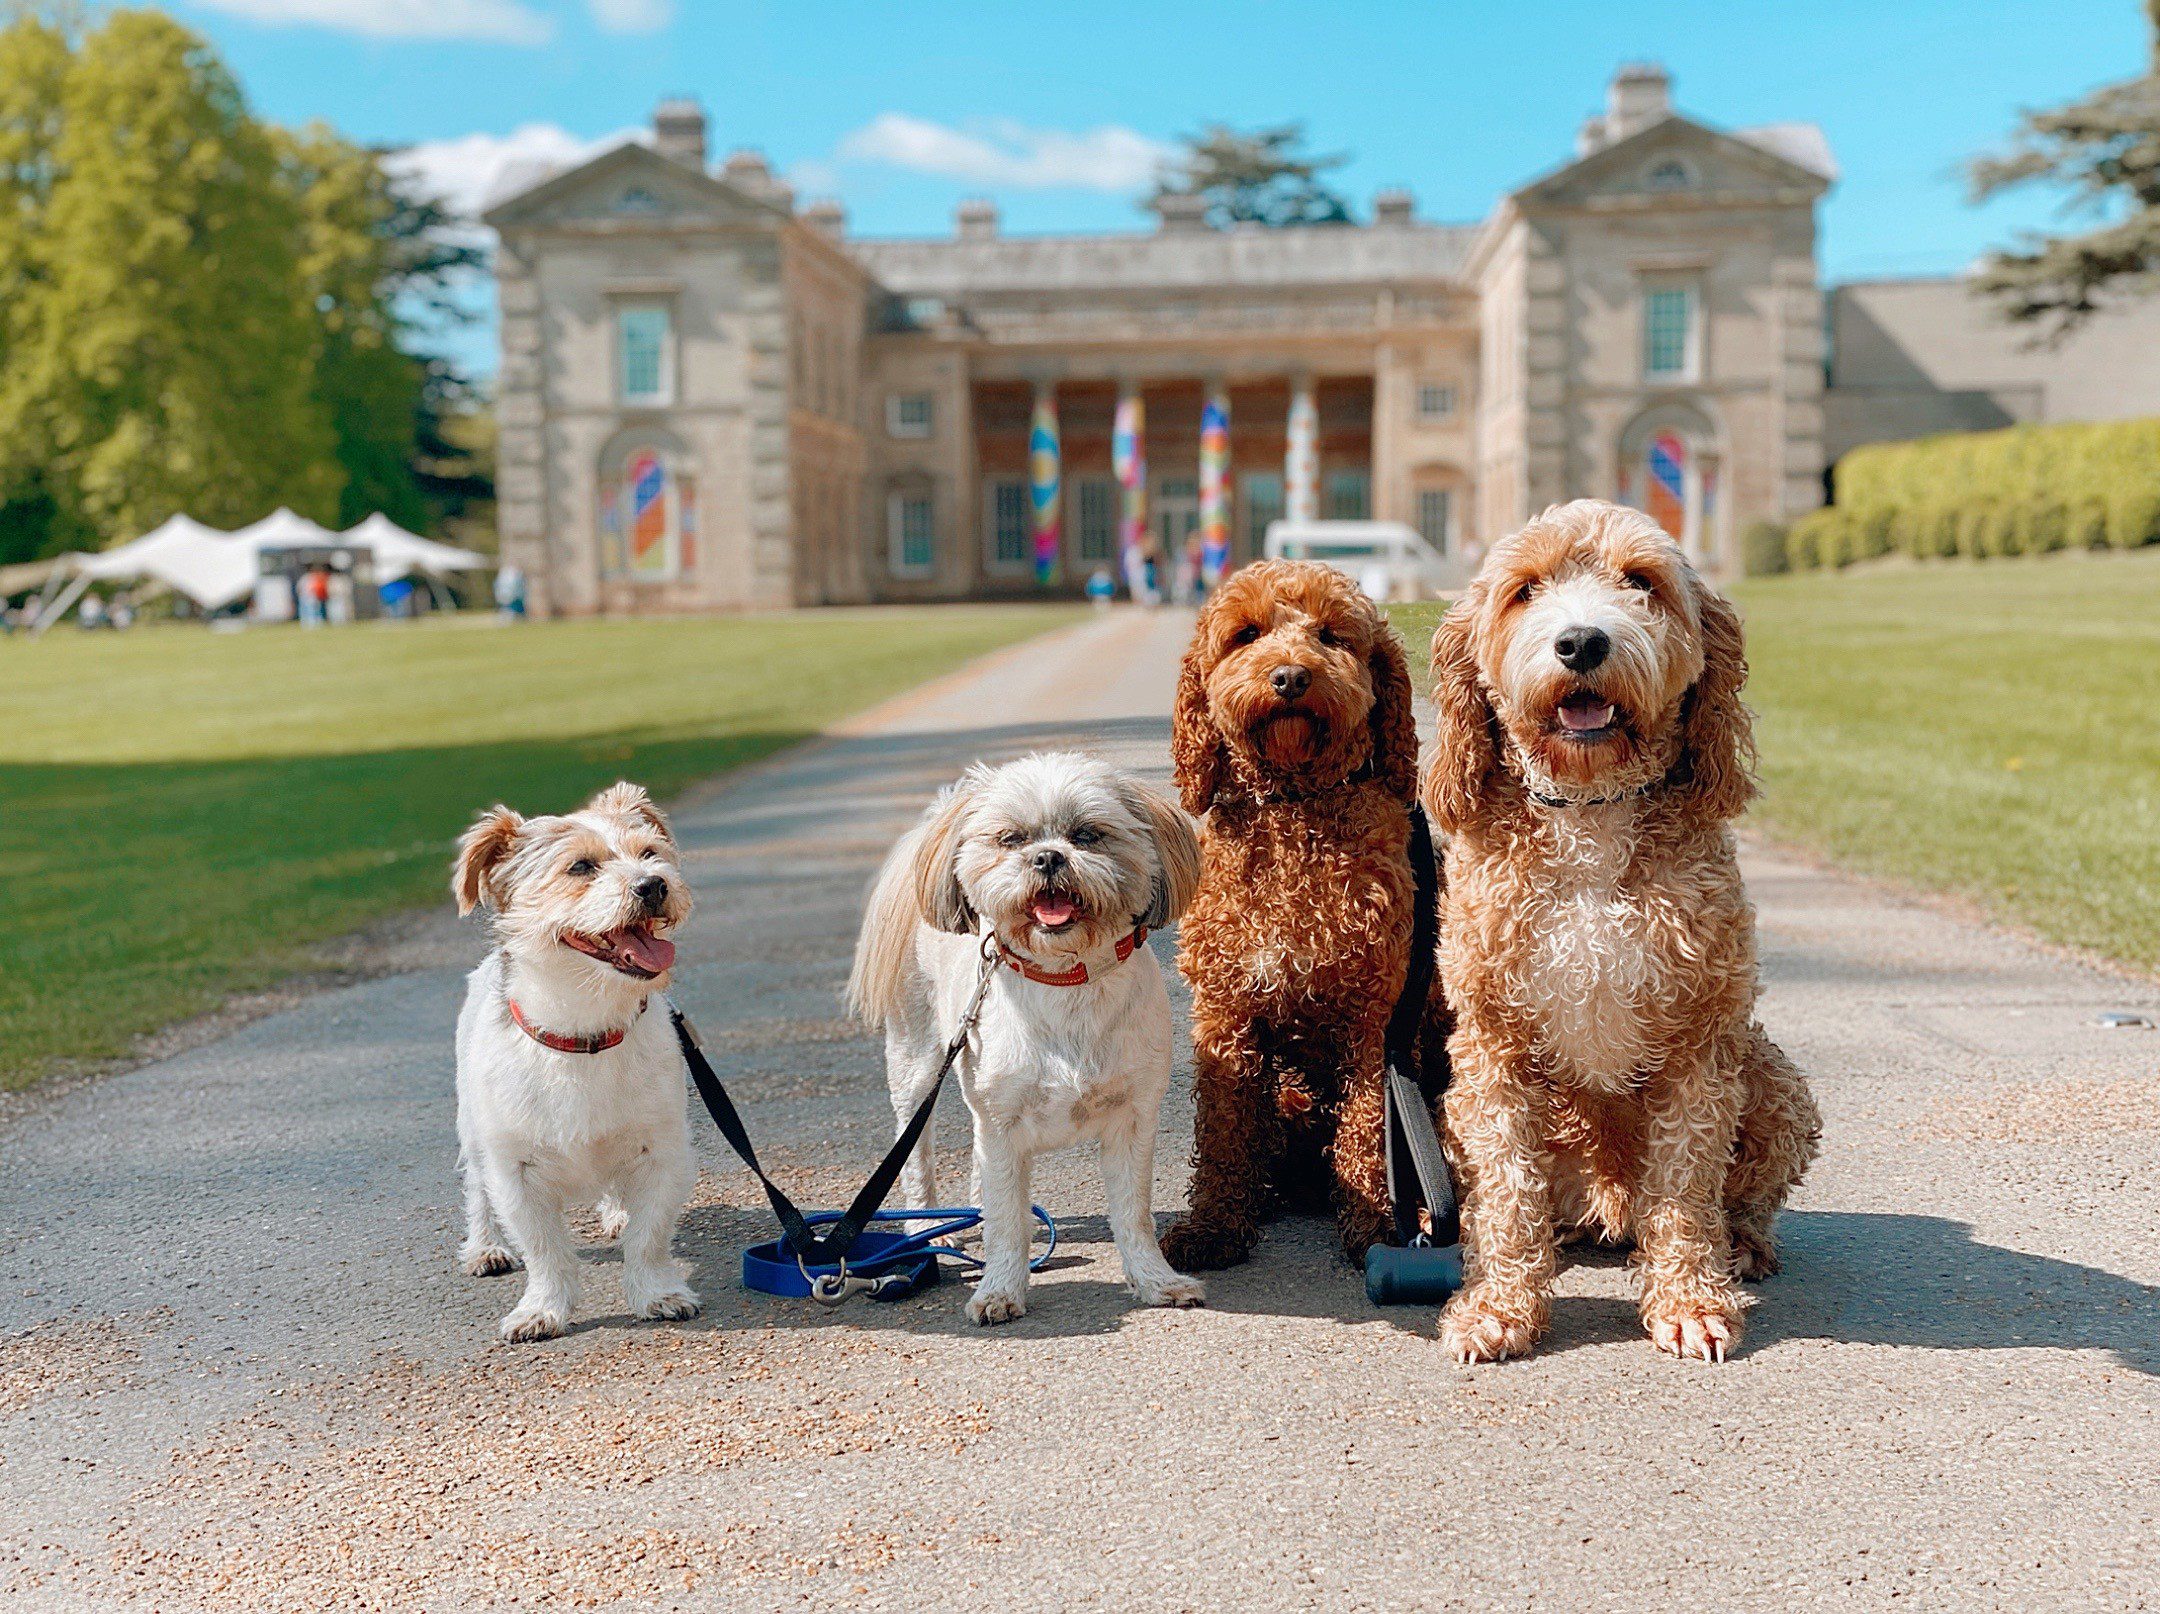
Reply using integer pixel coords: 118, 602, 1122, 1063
1151, 192, 1209, 233
1576, 113, 1608, 158
721, 148, 793, 211
802, 198, 846, 239
1372, 188, 1415, 227
1605, 62, 1671, 143
955, 198, 999, 241
652, 97, 707, 169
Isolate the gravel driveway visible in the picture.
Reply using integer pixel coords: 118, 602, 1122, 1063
3, 608, 2157, 1612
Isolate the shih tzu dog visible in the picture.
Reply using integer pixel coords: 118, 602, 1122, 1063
847, 752, 1206, 1324
451, 781, 701, 1343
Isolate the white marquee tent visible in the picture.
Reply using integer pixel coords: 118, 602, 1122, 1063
34, 509, 491, 628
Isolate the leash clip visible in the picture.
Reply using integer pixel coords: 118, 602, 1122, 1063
804, 1255, 885, 1306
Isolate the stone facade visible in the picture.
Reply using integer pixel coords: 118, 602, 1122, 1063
487, 65, 1850, 611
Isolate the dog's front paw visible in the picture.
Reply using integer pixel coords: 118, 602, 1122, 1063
1644, 1296, 1743, 1363
1160, 1219, 1254, 1272
1440, 1288, 1545, 1364
965, 1285, 1028, 1325
499, 1303, 569, 1343
1136, 1273, 1206, 1309
635, 1286, 702, 1322
592, 1197, 629, 1242
461, 1243, 519, 1277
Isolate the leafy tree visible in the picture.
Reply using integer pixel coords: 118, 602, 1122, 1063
1149, 123, 1354, 228
1969, 0, 2160, 334
2, 8, 339, 540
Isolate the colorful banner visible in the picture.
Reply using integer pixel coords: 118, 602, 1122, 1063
628, 449, 670, 578
1112, 390, 1148, 597
1285, 381, 1318, 522
1199, 386, 1230, 584
1028, 388, 1061, 585
1645, 429, 1687, 540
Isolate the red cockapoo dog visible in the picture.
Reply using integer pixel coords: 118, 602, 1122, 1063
1422, 499, 1819, 1364
1164, 559, 1442, 1270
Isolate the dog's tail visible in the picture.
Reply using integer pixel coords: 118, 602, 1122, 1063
845, 822, 926, 1030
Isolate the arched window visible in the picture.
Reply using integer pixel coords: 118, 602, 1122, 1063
599, 435, 697, 581
1644, 157, 1696, 191
1616, 405, 1722, 565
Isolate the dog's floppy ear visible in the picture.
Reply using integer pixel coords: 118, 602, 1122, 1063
1123, 780, 1202, 929
909, 774, 980, 934
586, 780, 673, 844
1365, 619, 1419, 802
1420, 597, 1497, 834
1677, 582, 1758, 821
452, 805, 524, 916
1170, 627, 1224, 815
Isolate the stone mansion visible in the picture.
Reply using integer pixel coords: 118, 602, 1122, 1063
483, 64, 2158, 614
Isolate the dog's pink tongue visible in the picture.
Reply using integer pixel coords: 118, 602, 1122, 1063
1559, 696, 1615, 732
1031, 894, 1077, 928
617, 928, 675, 974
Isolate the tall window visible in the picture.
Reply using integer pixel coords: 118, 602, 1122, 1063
1076, 478, 1117, 563
987, 478, 1030, 570
888, 393, 934, 438
1325, 470, 1370, 520
1416, 488, 1455, 554
1241, 471, 1284, 556
618, 304, 672, 405
1643, 283, 1697, 381
1416, 382, 1458, 422
888, 490, 934, 576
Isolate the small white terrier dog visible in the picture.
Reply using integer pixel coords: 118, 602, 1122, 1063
848, 752, 1207, 1324
451, 781, 701, 1342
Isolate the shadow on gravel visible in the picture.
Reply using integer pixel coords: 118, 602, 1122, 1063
1753, 1210, 2160, 1373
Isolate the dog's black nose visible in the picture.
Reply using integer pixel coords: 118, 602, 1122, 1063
1270, 664, 1311, 700
1553, 626, 1610, 673
634, 875, 669, 912
1029, 846, 1066, 875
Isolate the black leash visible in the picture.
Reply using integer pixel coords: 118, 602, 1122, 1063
1381, 805, 1458, 1248
671, 936, 999, 1275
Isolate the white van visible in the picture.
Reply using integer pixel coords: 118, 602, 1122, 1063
1261, 519, 1468, 601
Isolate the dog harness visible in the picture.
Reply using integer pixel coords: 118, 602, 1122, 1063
507, 997, 647, 1054
992, 925, 1149, 987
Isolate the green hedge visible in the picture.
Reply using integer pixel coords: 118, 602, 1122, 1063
1788, 418, 2160, 569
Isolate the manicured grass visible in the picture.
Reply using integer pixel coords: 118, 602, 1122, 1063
0, 606, 1077, 1089
1392, 549, 2160, 974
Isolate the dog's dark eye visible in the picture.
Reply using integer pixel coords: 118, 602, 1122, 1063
997, 829, 1028, 849
1624, 571, 1655, 593
1071, 826, 1102, 847
1229, 624, 1261, 647
567, 859, 597, 878
1513, 581, 1537, 606
1316, 626, 1343, 649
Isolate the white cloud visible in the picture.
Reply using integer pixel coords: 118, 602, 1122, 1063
834, 113, 1171, 192
191, 0, 554, 45
587, 0, 672, 32
385, 122, 644, 221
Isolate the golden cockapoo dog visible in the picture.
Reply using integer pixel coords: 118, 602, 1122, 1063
1165, 559, 1438, 1270
1422, 499, 1819, 1364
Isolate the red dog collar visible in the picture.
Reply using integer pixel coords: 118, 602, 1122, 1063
995, 926, 1149, 987
508, 997, 646, 1054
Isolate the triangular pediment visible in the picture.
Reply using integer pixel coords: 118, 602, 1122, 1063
482, 141, 785, 229
1515, 114, 1832, 209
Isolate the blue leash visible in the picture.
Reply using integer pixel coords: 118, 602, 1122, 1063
676, 936, 1057, 1306
741, 1205, 1059, 1303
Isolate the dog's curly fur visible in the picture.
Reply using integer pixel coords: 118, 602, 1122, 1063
1421, 500, 1820, 1364
1164, 559, 1441, 1269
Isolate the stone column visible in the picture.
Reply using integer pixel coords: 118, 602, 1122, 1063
1113, 380, 1152, 601
1199, 381, 1231, 585
1028, 381, 1061, 585
1286, 375, 1319, 522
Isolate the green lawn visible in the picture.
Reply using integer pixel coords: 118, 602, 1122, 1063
1392, 549, 2160, 975
0, 606, 1076, 1090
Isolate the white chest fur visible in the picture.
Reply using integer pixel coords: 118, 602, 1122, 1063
1515, 806, 1656, 1091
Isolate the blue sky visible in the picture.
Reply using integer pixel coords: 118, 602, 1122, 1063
171, 0, 2150, 376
